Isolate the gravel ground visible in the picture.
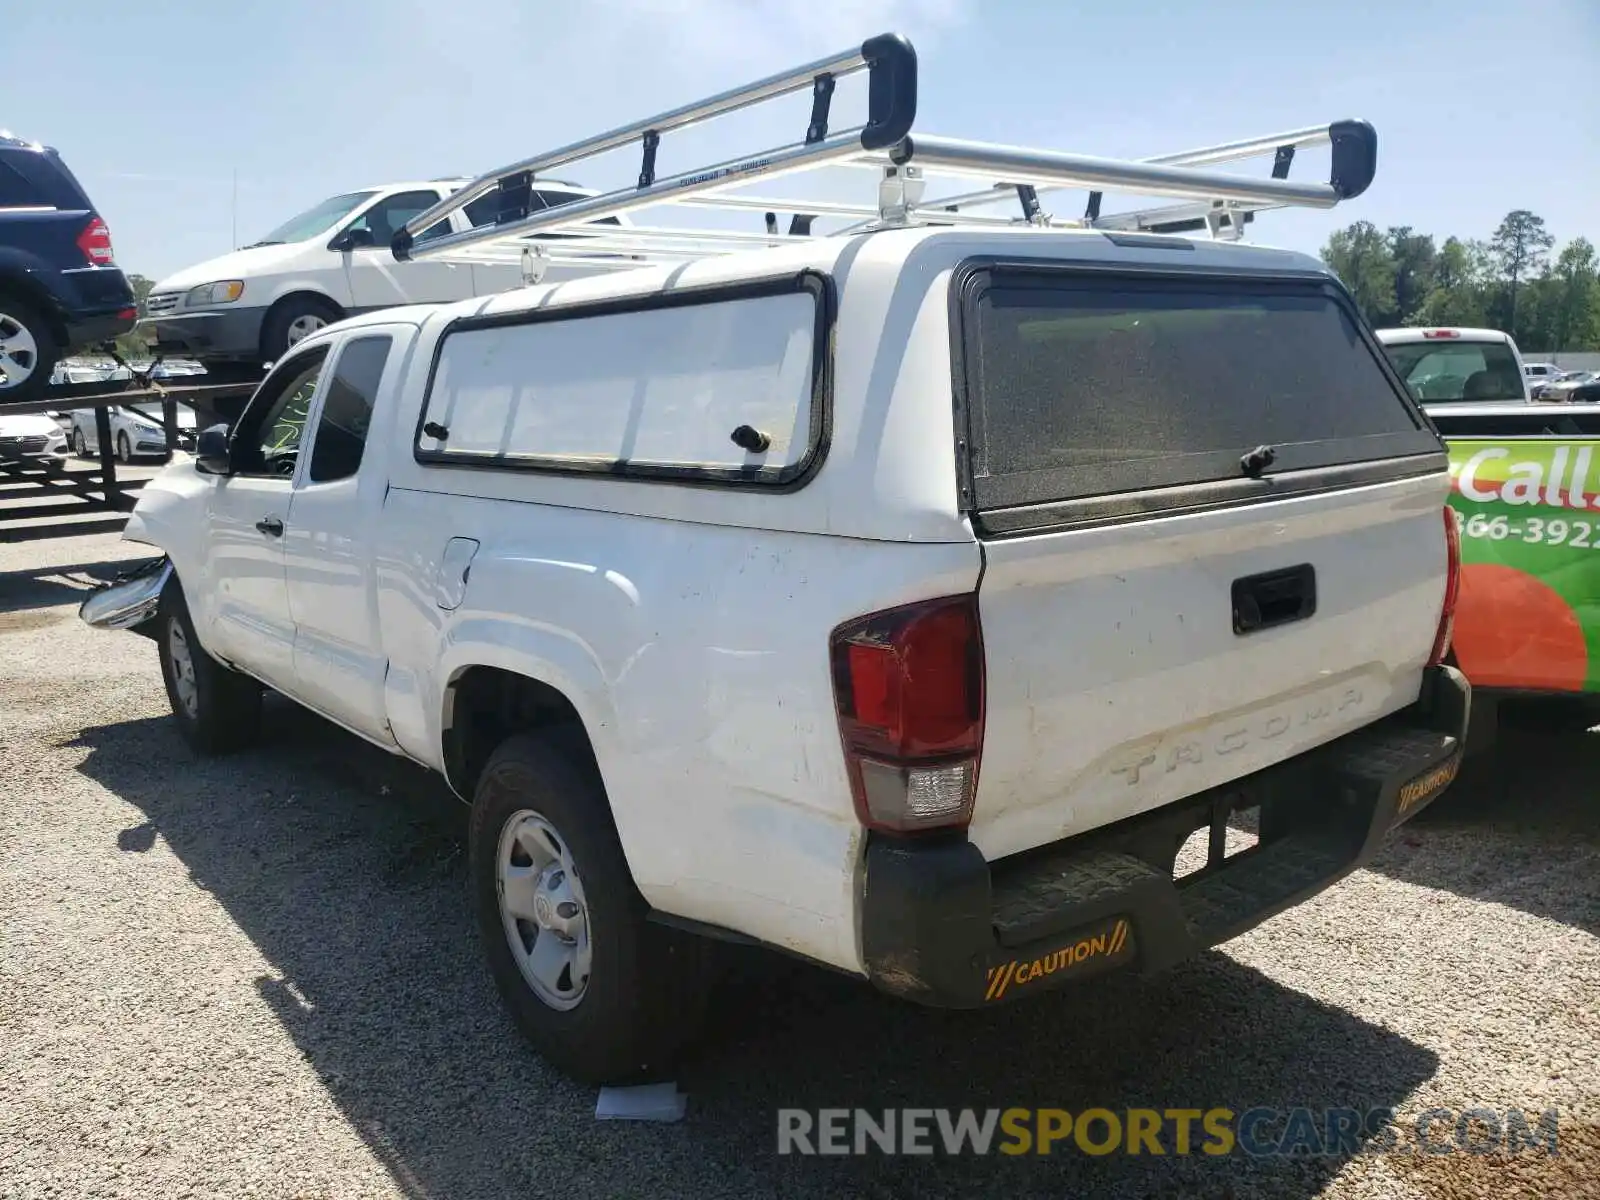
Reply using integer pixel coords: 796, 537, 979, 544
2, 530, 1597, 1200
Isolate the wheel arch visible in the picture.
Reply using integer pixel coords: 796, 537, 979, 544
440, 663, 609, 806
0, 265, 69, 346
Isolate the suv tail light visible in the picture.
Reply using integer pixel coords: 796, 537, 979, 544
829, 594, 985, 833
76, 216, 116, 266
1430, 507, 1462, 666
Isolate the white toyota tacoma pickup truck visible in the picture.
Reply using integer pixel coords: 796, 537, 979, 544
81, 38, 1469, 1085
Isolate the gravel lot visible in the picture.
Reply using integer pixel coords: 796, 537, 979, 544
2, 530, 1597, 1200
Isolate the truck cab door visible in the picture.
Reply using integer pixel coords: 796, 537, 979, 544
334, 189, 474, 312
282, 329, 402, 744
200, 346, 331, 683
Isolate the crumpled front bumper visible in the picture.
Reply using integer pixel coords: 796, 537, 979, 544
79, 557, 171, 632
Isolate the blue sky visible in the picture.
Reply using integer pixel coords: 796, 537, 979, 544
6, 0, 1597, 282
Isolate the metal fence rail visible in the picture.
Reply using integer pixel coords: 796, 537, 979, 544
1, 378, 260, 542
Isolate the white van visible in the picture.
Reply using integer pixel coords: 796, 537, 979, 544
1374, 326, 1531, 403
140, 179, 628, 373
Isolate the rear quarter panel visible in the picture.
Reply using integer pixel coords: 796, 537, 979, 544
374, 488, 979, 972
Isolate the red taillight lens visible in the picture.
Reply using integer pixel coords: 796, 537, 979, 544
1430, 507, 1462, 666
76, 216, 115, 266
1422, 329, 1461, 339
830, 594, 985, 833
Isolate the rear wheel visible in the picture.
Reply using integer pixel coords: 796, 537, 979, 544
0, 295, 60, 404
157, 576, 262, 756
469, 731, 716, 1084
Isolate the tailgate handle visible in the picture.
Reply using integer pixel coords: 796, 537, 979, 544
1232, 564, 1316, 635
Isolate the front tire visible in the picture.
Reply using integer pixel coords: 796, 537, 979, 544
116, 431, 132, 464
157, 576, 262, 756
260, 295, 342, 364
73, 427, 88, 458
0, 295, 60, 404
469, 732, 715, 1085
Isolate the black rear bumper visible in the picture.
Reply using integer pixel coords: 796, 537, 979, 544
59, 305, 137, 350
860, 665, 1470, 1007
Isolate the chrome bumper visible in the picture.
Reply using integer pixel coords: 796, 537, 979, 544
79, 558, 172, 631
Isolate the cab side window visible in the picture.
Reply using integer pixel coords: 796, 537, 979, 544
230, 348, 330, 478
307, 336, 392, 483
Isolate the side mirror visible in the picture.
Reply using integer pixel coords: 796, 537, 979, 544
195, 424, 233, 475
330, 226, 376, 253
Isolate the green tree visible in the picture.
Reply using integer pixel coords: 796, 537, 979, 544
1413, 237, 1489, 328
1489, 210, 1555, 332
1322, 221, 1397, 326
1514, 275, 1559, 352
1550, 237, 1600, 351
1387, 226, 1437, 324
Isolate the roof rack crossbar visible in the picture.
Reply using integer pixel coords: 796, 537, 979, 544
883, 134, 1345, 208
675, 192, 1021, 228
393, 32, 917, 262
392, 31, 1376, 268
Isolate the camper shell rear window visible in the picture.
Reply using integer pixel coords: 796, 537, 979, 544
954, 264, 1443, 523
414, 272, 830, 489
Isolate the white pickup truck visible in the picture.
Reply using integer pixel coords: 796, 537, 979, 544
81, 37, 1470, 1084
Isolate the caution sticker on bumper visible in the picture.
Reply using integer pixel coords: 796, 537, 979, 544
985, 918, 1134, 1002
1395, 758, 1460, 819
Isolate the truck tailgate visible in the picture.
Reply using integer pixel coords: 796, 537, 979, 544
950, 261, 1454, 862
970, 473, 1450, 860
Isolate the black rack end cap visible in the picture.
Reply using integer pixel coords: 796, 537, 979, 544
391, 227, 415, 262
1328, 119, 1378, 201
859, 33, 918, 152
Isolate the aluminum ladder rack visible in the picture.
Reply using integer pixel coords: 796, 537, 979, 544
392, 31, 1378, 275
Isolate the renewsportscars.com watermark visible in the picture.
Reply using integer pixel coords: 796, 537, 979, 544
776, 1106, 1563, 1158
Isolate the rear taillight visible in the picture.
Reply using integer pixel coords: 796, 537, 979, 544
1422, 329, 1461, 339
1430, 507, 1462, 666
76, 216, 115, 266
829, 594, 985, 834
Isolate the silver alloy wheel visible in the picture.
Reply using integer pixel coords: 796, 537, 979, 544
167, 617, 199, 719
285, 313, 327, 346
0, 310, 39, 391
496, 809, 593, 1011
116, 432, 132, 463
73, 428, 87, 457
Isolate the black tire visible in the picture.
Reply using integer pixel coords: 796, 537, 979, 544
115, 431, 132, 464
72, 427, 88, 458
469, 731, 716, 1085
259, 295, 342, 364
0, 294, 61, 405
156, 575, 262, 756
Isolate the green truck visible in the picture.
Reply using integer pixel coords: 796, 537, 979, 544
1375, 325, 1600, 752
1425, 400, 1600, 749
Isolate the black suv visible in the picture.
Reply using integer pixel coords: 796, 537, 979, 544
0, 131, 136, 402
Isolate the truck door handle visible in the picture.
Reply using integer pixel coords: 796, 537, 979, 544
1232, 563, 1316, 634
255, 516, 284, 537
